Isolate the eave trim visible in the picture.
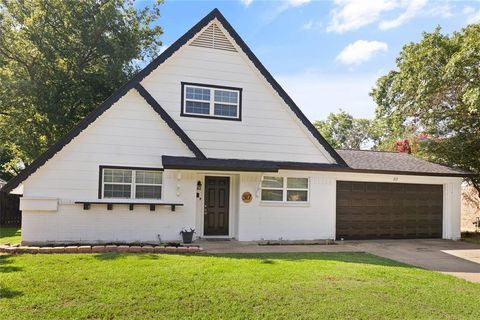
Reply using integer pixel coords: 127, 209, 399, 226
135, 84, 206, 159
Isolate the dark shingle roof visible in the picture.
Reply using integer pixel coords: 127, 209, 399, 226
162, 156, 343, 172
163, 152, 473, 177
336, 149, 472, 177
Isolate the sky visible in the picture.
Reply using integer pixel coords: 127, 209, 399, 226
148, 0, 480, 121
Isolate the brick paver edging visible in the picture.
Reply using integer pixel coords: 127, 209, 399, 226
0, 244, 204, 254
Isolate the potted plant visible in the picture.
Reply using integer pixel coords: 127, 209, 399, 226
180, 227, 195, 244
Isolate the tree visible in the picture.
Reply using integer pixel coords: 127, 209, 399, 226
370, 25, 480, 193
313, 110, 372, 149
0, 0, 163, 177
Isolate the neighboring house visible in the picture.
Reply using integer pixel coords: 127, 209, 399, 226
2, 9, 472, 244
0, 178, 5, 190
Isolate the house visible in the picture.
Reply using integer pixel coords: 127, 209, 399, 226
0, 178, 5, 189
2, 9, 472, 245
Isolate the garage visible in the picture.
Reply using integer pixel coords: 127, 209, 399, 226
336, 181, 443, 240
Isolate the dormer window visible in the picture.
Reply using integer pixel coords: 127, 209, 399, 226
181, 82, 242, 121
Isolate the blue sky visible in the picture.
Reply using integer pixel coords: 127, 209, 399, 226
150, 0, 480, 120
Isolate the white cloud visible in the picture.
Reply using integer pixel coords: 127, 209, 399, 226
379, 0, 427, 30
425, 2, 454, 18
302, 20, 322, 30
462, 6, 475, 15
303, 20, 314, 29
276, 71, 380, 120
265, 0, 312, 23
336, 40, 388, 65
463, 6, 480, 24
327, 0, 452, 33
240, 0, 253, 7
327, 0, 398, 33
287, 0, 311, 7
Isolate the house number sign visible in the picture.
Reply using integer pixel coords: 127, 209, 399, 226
241, 192, 252, 203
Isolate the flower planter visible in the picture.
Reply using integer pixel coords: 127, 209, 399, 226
181, 231, 194, 244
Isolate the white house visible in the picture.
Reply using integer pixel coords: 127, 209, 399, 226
3, 9, 472, 245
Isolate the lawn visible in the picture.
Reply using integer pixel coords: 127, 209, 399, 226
1, 252, 479, 319
462, 232, 480, 244
0, 227, 21, 245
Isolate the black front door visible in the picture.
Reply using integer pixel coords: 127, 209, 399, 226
204, 176, 229, 236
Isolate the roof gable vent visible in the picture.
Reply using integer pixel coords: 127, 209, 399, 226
190, 23, 237, 52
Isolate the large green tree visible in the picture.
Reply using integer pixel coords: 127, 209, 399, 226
370, 25, 480, 192
313, 110, 371, 149
0, 0, 163, 179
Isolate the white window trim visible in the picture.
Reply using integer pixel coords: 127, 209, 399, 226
102, 168, 163, 200
260, 176, 310, 203
183, 84, 240, 119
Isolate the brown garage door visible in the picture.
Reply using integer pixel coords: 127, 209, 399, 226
336, 181, 443, 240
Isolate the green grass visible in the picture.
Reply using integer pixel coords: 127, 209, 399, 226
0, 227, 21, 245
462, 232, 480, 244
1, 252, 479, 319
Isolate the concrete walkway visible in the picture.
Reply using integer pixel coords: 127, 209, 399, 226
198, 239, 480, 283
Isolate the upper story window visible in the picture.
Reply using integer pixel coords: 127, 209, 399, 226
181, 82, 242, 121
100, 167, 163, 200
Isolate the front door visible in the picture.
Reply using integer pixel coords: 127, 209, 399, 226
204, 176, 230, 236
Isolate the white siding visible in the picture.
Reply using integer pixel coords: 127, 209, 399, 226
22, 90, 193, 199
235, 171, 462, 241
21, 168, 462, 244
20, 90, 198, 244
22, 170, 197, 244
237, 172, 336, 241
140, 23, 333, 163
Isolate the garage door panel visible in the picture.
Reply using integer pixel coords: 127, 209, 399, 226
351, 182, 366, 192
336, 181, 443, 240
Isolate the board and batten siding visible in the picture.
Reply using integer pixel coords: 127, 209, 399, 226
20, 90, 198, 244
140, 27, 333, 163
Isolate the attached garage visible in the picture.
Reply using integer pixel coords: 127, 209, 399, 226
336, 181, 443, 240
333, 149, 472, 240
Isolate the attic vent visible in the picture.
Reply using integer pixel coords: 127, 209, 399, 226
190, 23, 237, 52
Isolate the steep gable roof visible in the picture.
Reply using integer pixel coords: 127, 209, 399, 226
2, 84, 205, 193
3, 8, 344, 193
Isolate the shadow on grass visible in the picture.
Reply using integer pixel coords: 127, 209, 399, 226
95, 251, 415, 268
94, 253, 128, 261
0, 227, 21, 239
201, 252, 416, 268
94, 253, 162, 261
0, 255, 22, 273
0, 227, 21, 243
0, 287, 23, 299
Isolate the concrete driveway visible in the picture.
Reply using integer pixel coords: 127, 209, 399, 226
345, 239, 480, 283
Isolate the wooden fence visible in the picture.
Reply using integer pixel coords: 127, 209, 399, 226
0, 191, 21, 227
